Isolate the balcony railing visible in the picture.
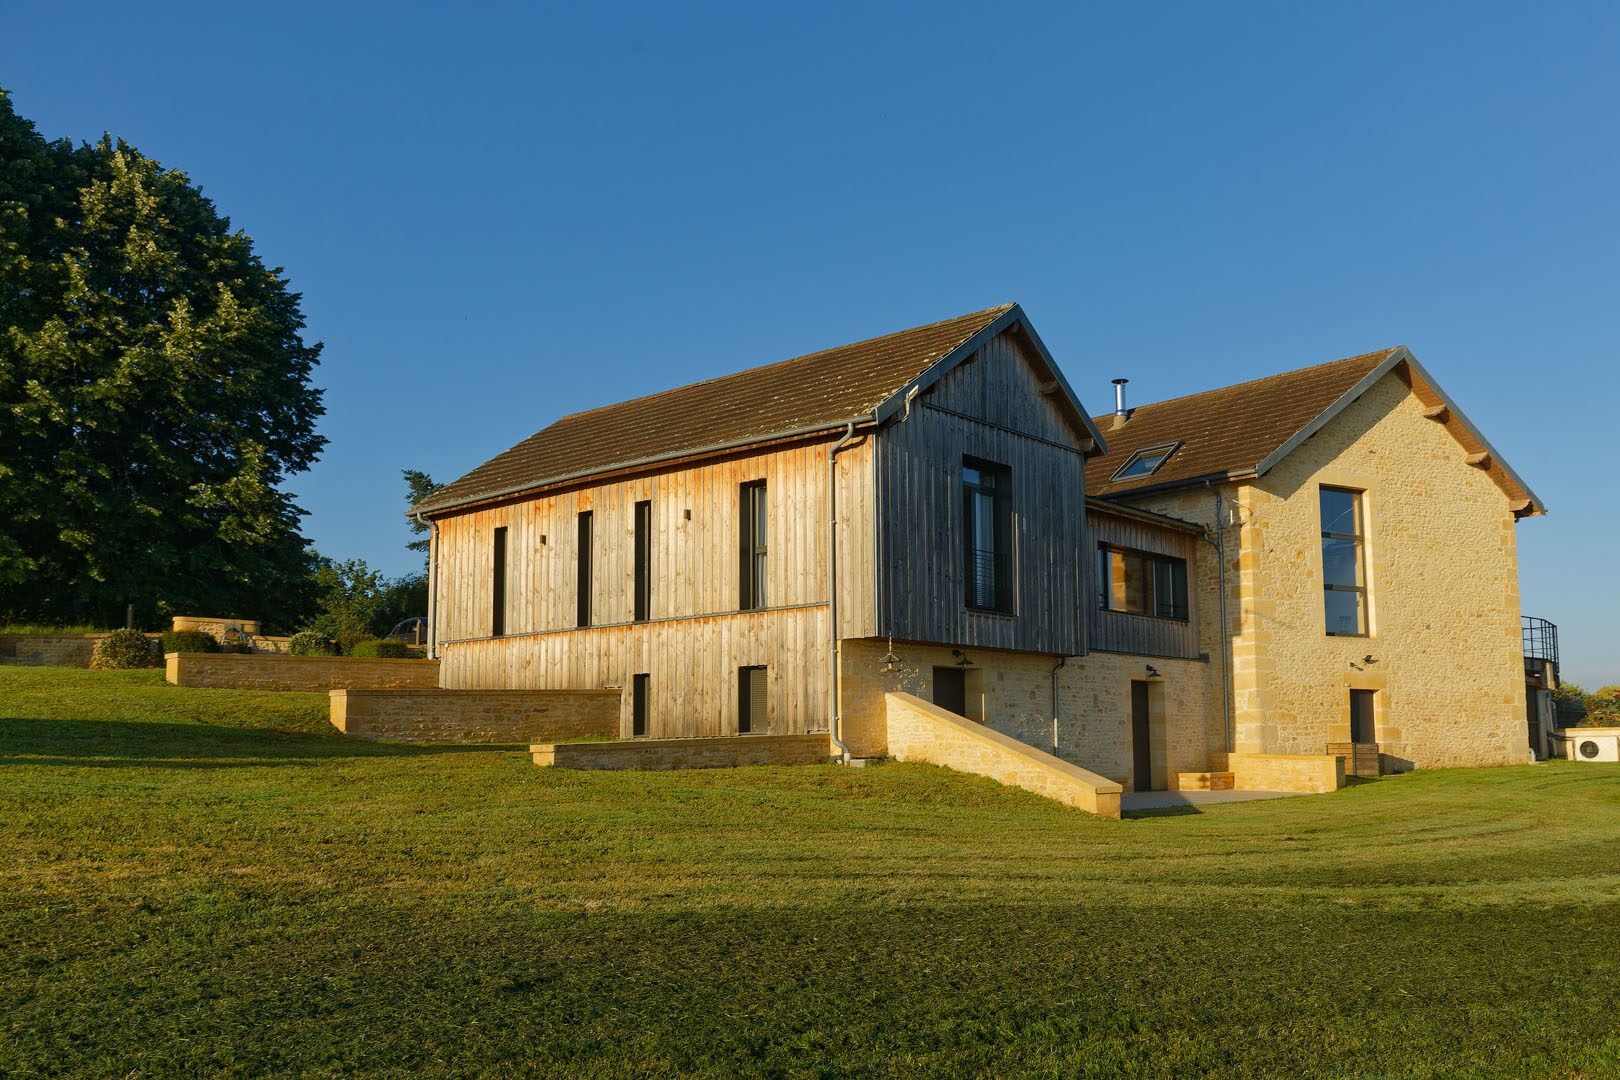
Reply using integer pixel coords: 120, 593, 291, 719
1523, 616, 1559, 666
967, 549, 1013, 613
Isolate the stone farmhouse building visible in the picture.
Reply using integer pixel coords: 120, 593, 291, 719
412, 304, 1545, 792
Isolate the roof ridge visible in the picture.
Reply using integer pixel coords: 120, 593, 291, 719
553, 303, 1018, 425
1091, 346, 1402, 422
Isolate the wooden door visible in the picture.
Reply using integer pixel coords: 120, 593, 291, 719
933, 667, 967, 717
1131, 680, 1156, 791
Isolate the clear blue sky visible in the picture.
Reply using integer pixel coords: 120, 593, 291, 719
3, 2, 1615, 686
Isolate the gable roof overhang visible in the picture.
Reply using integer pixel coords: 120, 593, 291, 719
1089, 347, 1544, 518
416, 303, 1105, 518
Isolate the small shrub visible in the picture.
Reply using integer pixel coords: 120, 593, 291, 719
161, 629, 218, 655
348, 639, 412, 659
287, 630, 338, 657
90, 629, 158, 669
335, 630, 378, 656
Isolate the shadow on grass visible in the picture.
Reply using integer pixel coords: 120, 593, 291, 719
0, 716, 509, 765
1123, 804, 1203, 818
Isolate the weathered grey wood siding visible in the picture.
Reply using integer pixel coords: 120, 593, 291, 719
430, 434, 875, 735
1085, 507, 1203, 659
874, 332, 1088, 654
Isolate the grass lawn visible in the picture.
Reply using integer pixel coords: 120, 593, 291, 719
3, 666, 1618, 1079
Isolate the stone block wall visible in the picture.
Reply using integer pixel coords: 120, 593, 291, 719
0, 634, 138, 667
838, 638, 1216, 790
1215, 752, 1344, 793
333, 688, 618, 743
885, 692, 1122, 818
533, 732, 830, 770
1128, 372, 1532, 770
167, 652, 440, 692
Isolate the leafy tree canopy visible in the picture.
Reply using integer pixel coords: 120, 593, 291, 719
0, 88, 325, 628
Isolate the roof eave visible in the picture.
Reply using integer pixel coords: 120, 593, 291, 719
411, 414, 881, 518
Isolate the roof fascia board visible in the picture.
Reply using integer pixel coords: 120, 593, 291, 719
414, 415, 877, 518
1095, 469, 1253, 501
1250, 351, 1404, 479
871, 305, 1109, 455
1398, 349, 1547, 515
1248, 347, 1545, 515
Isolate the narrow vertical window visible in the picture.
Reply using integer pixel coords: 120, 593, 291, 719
963, 458, 1013, 612
1321, 487, 1366, 636
631, 673, 649, 737
576, 510, 593, 628
739, 480, 767, 610
491, 526, 507, 638
738, 665, 767, 734
633, 499, 652, 622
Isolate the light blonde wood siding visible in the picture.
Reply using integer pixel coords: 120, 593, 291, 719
430, 435, 875, 736
874, 333, 1088, 654
1085, 508, 1203, 659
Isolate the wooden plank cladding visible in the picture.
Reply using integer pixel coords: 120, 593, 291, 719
1086, 504, 1203, 660
875, 335, 1090, 655
1327, 741, 1381, 778
433, 436, 875, 643
440, 609, 829, 739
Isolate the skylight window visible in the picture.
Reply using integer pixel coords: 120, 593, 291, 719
1109, 441, 1181, 483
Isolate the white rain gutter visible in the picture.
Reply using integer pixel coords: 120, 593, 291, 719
414, 512, 438, 659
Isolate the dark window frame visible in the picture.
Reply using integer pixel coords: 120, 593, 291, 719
633, 499, 652, 622
1320, 486, 1368, 637
491, 526, 508, 638
631, 672, 649, 737
962, 457, 1014, 614
739, 480, 767, 611
1096, 544, 1189, 621
1107, 440, 1183, 484
738, 665, 767, 734
576, 510, 593, 629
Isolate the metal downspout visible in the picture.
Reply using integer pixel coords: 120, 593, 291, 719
1203, 481, 1234, 753
828, 422, 858, 764
1050, 655, 1067, 757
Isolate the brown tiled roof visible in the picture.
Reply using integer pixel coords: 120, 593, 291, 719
418, 304, 1017, 514
1084, 348, 1401, 496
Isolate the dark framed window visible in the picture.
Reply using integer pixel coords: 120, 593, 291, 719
738, 665, 767, 734
1350, 689, 1376, 743
491, 526, 508, 638
1097, 546, 1188, 621
739, 480, 767, 611
1321, 487, 1367, 636
576, 510, 593, 628
631, 673, 649, 737
963, 458, 1013, 613
633, 500, 652, 622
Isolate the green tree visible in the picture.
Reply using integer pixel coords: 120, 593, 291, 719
403, 469, 442, 559
0, 88, 324, 628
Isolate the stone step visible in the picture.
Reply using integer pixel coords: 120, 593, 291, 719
1176, 771, 1235, 791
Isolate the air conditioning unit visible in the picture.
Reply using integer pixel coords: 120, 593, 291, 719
1570, 734, 1620, 762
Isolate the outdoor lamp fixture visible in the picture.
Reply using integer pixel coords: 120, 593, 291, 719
879, 638, 902, 675
1145, 665, 1162, 679
952, 649, 972, 668
1363, 655, 1379, 665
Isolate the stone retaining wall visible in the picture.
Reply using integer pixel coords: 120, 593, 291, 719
1214, 752, 1344, 793
333, 688, 618, 743
885, 692, 1123, 819
167, 652, 440, 692
0, 634, 137, 667
532, 733, 830, 770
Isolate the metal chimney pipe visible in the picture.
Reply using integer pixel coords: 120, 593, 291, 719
1112, 378, 1129, 416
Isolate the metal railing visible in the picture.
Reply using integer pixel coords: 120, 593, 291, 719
967, 549, 1012, 613
1523, 616, 1558, 666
